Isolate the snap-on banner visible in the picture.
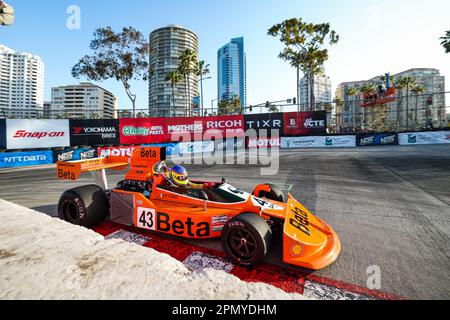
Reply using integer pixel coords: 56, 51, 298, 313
0, 150, 53, 168
398, 131, 450, 145
283, 111, 327, 136
356, 133, 398, 146
53, 148, 98, 162
69, 119, 120, 146
281, 135, 356, 148
6, 119, 70, 149
0, 119, 6, 149
119, 115, 245, 145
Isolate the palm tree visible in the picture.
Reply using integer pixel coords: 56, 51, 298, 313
196, 60, 210, 115
396, 76, 417, 130
411, 84, 426, 130
333, 97, 344, 132
346, 87, 359, 131
165, 70, 182, 117
359, 83, 377, 131
178, 49, 198, 116
440, 30, 450, 53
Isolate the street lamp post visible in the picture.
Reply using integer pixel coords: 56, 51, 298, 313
211, 98, 218, 116
199, 76, 212, 116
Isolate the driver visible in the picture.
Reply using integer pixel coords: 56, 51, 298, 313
152, 161, 214, 190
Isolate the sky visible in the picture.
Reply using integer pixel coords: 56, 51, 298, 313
1, 0, 449, 111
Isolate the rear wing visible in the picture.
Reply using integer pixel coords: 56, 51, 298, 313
57, 156, 129, 181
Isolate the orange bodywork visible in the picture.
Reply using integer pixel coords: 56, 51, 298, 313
56, 146, 341, 270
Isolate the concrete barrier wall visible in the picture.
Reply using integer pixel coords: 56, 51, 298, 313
0, 199, 304, 300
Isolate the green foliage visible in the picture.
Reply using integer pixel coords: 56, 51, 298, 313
440, 30, 450, 53
218, 96, 242, 115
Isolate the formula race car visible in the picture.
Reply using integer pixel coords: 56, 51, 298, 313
56, 147, 340, 270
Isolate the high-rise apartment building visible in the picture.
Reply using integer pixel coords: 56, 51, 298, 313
299, 71, 332, 111
50, 82, 118, 119
335, 68, 446, 131
148, 25, 199, 117
0, 44, 44, 118
217, 37, 247, 110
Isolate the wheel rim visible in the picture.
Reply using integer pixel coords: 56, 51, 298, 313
63, 201, 78, 224
227, 227, 258, 262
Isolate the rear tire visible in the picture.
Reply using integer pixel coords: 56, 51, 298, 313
58, 185, 108, 228
254, 184, 284, 203
221, 213, 272, 267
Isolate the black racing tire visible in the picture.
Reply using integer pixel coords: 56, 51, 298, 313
58, 184, 108, 228
254, 183, 285, 203
221, 213, 272, 267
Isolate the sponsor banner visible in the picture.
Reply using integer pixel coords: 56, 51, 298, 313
248, 137, 281, 149
120, 115, 244, 145
244, 113, 284, 134
214, 138, 245, 151
356, 133, 398, 146
398, 131, 450, 145
0, 119, 6, 149
283, 111, 327, 136
179, 141, 215, 155
141, 143, 180, 156
70, 119, 120, 146
6, 119, 70, 149
281, 135, 356, 148
98, 146, 135, 158
0, 150, 53, 168
53, 148, 98, 162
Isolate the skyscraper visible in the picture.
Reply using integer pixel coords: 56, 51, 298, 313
148, 25, 199, 117
217, 37, 247, 110
0, 44, 44, 118
299, 69, 332, 111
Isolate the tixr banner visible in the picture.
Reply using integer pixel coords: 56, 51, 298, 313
0, 150, 53, 168
119, 115, 244, 145
356, 133, 398, 146
69, 119, 120, 146
244, 113, 284, 134
283, 111, 327, 136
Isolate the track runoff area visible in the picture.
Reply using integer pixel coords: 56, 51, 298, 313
1, 144, 449, 300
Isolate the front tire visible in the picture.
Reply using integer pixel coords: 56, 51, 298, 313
58, 184, 108, 228
254, 183, 284, 203
221, 213, 272, 266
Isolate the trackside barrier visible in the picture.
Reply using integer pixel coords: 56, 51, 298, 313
178, 141, 215, 155
398, 131, 450, 145
281, 136, 356, 149
141, 143, 180, 156
0, 150, 53, 168
356, 133, 398, 146
53, 148, 98, 162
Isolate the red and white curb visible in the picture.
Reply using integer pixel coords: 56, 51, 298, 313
95, 222, 403, 300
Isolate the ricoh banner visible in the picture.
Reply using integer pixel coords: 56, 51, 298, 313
399, 131, 450, 145
6, 119, 70, 149
119, 115, 244, 145
356, 133, 398, 146
0, 150, 53, 168
281, 135, 356, 148
69, 119, 120, 146
283, 111, 327, 136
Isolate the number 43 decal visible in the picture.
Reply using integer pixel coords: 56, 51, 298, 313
137, 207, 156, 231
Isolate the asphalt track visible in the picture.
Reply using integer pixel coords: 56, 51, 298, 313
0, 144, 449, 299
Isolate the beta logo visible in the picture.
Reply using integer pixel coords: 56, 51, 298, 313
289, 206, 311, 237
140, 148, 158, 158
137, 207, 210, 237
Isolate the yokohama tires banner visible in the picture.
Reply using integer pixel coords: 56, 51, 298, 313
119, 115, 244, 145
6, 119, 70, 149
283, 111, 327, 136
70, 119, 120, 146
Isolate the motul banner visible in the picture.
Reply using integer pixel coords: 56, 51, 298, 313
247, 137, 281, 149
98, 146, 135, 158
283, 111, 327, 136
119, 115, 244, 145
6, 119, 70, 149
70, 119, 120, 146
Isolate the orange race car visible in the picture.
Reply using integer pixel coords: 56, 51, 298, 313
56, 147, 340, 270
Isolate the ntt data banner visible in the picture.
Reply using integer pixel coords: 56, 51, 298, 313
70, 119, 120, 146
356, 133, 398, 146
281, 135, 356, 148
398, 131, 450, 145
283, 111, 327, 136
0, 150, 53, 168
119, 115, 244, 145
6, 119, 70, 149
